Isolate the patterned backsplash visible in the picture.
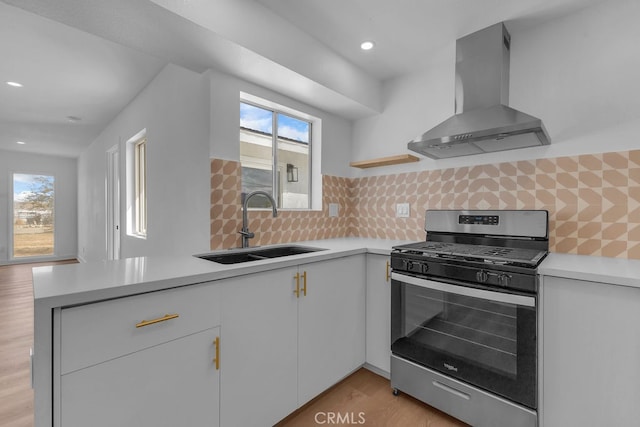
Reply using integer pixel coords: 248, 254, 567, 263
210, 159, 354, 249
211, 149, 640, 259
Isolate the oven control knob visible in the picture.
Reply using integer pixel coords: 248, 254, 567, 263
409, 262, 422, 273
421, 264, 429, 274
498, 274, 511, 287
404, 260, 415, 272
476, 270, 489, 283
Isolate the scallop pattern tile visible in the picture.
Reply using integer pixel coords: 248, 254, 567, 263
211, 149, 640, 259
210, 159, 354, 250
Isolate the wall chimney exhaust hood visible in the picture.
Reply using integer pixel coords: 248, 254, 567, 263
408, 23, 550, 159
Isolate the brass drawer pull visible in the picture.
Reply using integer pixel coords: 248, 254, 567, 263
135, 313, 179, 328
302, 271, 307, 296
294, 272, 301, 297
386, 261, 391, 282
213, 337, 220, 370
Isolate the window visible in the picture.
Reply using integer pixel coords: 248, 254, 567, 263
126, 130, 147, 238
134, 137, 147, 235
240, 99, 313, 209
12, 173, 55, 258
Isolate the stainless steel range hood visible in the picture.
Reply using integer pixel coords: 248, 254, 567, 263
408, 23, 550, 159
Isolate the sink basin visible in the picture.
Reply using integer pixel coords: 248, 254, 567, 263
196, 245, 327, 265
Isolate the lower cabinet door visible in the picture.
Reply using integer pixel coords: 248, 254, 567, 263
365, 254, 391, 374
298, 255, 366, 405
219, 268, 299, 427
542, 276, 640, 426
60, 327, 220, 427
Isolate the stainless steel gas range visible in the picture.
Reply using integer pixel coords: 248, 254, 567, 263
390, 210, 548, 427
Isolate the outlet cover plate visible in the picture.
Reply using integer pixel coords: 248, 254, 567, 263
396, 203, 410, 218
329, 203, 339, 217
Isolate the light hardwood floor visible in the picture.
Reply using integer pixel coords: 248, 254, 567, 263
1, 260, 467, 427
277, 368, 468, 427
0, 260, 77, 427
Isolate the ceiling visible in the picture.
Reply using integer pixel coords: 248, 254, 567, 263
0, 2, 165, 157
254, 0, 601, 81
0, 0, 603, 158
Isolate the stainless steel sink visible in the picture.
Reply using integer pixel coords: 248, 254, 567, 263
195, 245, 327, 265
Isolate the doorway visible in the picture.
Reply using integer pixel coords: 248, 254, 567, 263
12, 173, 55, 258
106, 146, 121, 260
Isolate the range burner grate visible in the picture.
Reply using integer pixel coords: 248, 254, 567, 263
396, 241, 546, 266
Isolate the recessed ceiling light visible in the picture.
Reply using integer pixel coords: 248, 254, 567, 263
16, 141, 26, 145
6, 81, 23, 87
67, 115, 82, 123
360, 41, 375, 51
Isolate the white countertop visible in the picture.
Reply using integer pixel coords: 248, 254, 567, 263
34, 239, 640, 308
32, 238, 414, 309
539, 252, 640, 288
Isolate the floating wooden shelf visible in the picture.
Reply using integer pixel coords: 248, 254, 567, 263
349, 154, 420, 169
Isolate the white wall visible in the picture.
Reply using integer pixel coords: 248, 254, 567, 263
77, 63, 210, 262
77, 64, 350, 262
0, 150, 77, 264
352, 0, 640, 177
150, 0, 381, 116
207, 68, 353, 178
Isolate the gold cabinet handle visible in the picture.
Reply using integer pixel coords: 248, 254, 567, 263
294, 272, 300, 298
135, 313, 179, 328
213, 337, 220, 370
386, 261, 391, 282
302, 271, 307, 296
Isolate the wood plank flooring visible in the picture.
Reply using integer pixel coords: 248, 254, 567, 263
0, 260, 77, 427
1, 259, 467, 427
277, 368, 468, 427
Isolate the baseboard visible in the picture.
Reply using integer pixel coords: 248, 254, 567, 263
363, 363, 390, 380
0, 254, 78, 266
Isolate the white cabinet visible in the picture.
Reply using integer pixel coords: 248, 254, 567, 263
51, 253, 367, 427
298, 255, 366, 404
59, 281, 221, 374
365, 254, 391, 374
541, 276, 640, 427
57, 282, 221, 427
220, 255, 366, 426
219, 267, 299, 427
60, 327, 220, 427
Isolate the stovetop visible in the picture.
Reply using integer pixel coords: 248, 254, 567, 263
391, 210, 549, 292
393, 241, 547, 267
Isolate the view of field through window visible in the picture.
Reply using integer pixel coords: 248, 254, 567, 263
13, 173, 55, 258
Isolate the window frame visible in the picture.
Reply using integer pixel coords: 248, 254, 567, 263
126, 129, 148, 239
239, 98, 315, 211
134, 137, 147, 236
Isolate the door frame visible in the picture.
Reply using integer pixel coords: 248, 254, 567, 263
106, 145, 121, 260
8, 170, 57, 262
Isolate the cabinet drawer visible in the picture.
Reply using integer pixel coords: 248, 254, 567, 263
61, 327, 220, 427
61, 282, 220, 374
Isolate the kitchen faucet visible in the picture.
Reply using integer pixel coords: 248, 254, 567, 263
239, 190, 278, 248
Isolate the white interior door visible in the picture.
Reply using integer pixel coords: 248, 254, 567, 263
106, 146, 120, 260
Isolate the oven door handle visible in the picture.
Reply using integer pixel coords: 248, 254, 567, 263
391, 272, 536, 307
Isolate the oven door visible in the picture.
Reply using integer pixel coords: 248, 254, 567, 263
391, 271, 537, 409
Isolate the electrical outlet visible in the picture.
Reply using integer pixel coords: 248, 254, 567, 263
329, 203, 339, 217
396, 203, 410, 218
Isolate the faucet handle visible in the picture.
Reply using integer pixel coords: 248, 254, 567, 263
238, 230, 255, 238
